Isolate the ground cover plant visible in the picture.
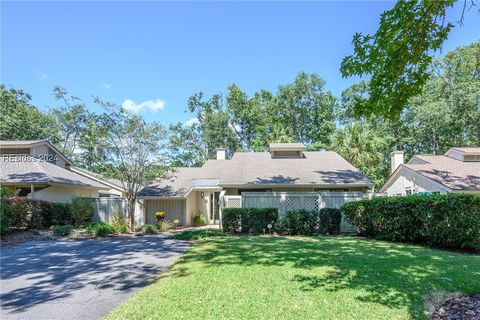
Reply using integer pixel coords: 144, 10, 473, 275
106, 236, 480, 320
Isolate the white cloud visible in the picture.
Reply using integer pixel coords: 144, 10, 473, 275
121, 99, 166, 112
35, 70, 50, 81
184, 117, 199, 126
102, 83, 112, 90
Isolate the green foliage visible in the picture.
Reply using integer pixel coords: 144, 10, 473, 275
86, 221, 115, 237
192, 213, 207, 227
71, 198, 94, 227
142, 224, 158, 234
0, 85, 58, 140
280, 210, 318, 236
341, 194, 480, 249
318, 208, 342, 235
221, 208, 242, 233
170, 229, 224, 241
50, 203, 74, 226
340, 0, 455, 117
222, 208, 278, 234
50, 224, 73, 237
110, 210, 129, 234
156, 221, 171, 232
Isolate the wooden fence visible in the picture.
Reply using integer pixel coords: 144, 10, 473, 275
88, 198, 145, 226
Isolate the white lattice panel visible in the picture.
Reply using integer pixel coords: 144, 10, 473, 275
285, 196, 302, 212
225, 196, 242, 208
303, 196, 319, 211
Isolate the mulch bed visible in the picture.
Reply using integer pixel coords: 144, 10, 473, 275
430, 294, 480, 320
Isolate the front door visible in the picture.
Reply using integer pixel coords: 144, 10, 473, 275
210, 192, 220, 222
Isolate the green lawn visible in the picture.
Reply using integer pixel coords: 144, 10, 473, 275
105, 236, 479, 320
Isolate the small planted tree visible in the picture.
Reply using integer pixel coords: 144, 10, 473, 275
95, 98, 168, 228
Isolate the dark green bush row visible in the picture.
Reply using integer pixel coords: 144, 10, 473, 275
279, 208, 342, 236
341, 193, 480, 249
1, 197, 94, 235
222, 208, 278, 234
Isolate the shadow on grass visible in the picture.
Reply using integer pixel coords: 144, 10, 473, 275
175, 236, 480, 319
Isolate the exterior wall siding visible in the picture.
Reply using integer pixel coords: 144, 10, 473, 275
386, 167, 450, 195
29, 185, 98, 203
145, 199, 186, 225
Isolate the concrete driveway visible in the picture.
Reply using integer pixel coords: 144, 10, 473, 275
0, 234, 190, 320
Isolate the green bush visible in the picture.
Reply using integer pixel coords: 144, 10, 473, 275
50, 224, 73, 236
222, 208, 278, 234
86, 221, 115, 237
142, 224, 158, 234
110, 210, 129, 234
157, 221, 171, 232
50, 203, 73, 226
222, 208, 242, 233
71, 198, 94, 227
318, 208, 342, 235
342, 193, 480, 249
192, 213, 207, 226
280, 210, 318, 236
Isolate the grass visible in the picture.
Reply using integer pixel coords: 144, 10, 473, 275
105, 236, 480, 320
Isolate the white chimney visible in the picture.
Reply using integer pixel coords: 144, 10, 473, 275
390, 151, 404, 173
216, 148, 226, 160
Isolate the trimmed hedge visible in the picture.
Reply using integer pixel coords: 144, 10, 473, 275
0, 197, 93, 235
280, 210, 318, 235
318, 208, 342, 235
222, 208, 278, 234
341, 193, 480, 249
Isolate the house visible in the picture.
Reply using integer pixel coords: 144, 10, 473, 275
138, 143, 374, 226
0, 140, 125, 203
379, 148, 480, 196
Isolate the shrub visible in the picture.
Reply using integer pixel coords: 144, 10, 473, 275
222, 208, 242, 233
142, 224, 158, 234
342, 193, 480, 249
86, 221, 115, 237
71, 198, 94, 227
0, 199, 13, 235
50, 224, 73, 236
50, 203, 73, 226
222, 208, 278, 234
157, 221, 171, 232
280, 210, 318, 236
318, 208, 342, 235
192, 213, 207, 227
110, 210, 129, 234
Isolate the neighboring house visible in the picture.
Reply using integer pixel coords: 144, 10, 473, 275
379, 148, 480, 196
138, 143, 373, 226
0, 140, 125, 203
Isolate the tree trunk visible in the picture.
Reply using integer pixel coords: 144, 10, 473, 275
127, 198, 136, 229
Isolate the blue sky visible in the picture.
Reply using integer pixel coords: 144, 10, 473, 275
2, 1, 479, 126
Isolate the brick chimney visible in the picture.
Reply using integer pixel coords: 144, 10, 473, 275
390, 151, 404, 173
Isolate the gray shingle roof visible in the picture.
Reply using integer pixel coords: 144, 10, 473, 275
139, 151, 373, 197
70, 166, 125, 190
450, 147, 480, 154
0, 140, 44, 146
0, 156, 107, 189
404, 155, 480, 190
